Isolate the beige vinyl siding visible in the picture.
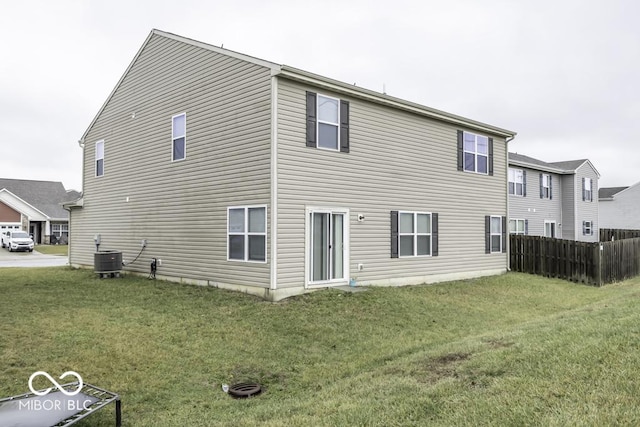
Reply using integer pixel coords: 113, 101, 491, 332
559, 175, 576, 240
600, 184, 640, 229
508, 169, 562, 236
276, 79, 508, 289
574, 163, 599, 242
73, 33, 272, 288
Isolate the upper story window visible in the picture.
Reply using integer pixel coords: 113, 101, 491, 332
541, 174, 552, 199
583, 177, 593, 202
95, 140, 104, 177
508, 168, 525, 196
228, 206, 266, 262
306, 91, 350, 153
172, 113, 186, 161
457, 131, 493, 175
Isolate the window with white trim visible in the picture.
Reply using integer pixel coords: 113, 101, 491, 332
508, 168, 524, 196
228, 206, 266, 262
399, 212, 432, 257
317, 95, 340, 150
51, 224, 69, 237
544, 220, 556, 238
95, 140, 104, 177
583, 220, 593, 236
584, 178, 593, 202
172, 113, 186, 161
463, 132, 489, 174
509, 219, 526, 235
542, 174, 551, 199
306, 91, 350, 152
490, 216, 503, 253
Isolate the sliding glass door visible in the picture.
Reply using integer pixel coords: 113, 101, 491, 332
309, 210, 347, 284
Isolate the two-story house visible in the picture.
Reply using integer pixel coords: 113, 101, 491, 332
508, 153, 599, 242
599, 183, 640, 230
67, 29, 516, 301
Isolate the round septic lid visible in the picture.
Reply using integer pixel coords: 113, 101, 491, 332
228, 383, 262, 399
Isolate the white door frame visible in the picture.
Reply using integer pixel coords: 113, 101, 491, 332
544, 220, 557, 238
305, 206, 350, 288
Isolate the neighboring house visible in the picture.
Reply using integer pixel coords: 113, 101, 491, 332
508, 153, 600, 242
599, 183, 640, 230
0, 178, 79, 244
68, 29, 516, 301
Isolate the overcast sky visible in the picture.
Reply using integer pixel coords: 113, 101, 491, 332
1, 0, 638, 191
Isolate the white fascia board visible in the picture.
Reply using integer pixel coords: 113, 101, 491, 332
62, 197, 84, 210
0, 189, 49, 220
155, 29, 281, 71
576, 159, 601, 178
275, 66, 517, 139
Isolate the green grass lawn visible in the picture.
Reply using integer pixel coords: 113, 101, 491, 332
2, 269, 640, 426
34, 244, 68, 256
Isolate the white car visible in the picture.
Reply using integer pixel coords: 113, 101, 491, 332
3, 230, 34, 252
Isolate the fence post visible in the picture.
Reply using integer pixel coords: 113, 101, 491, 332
595, 242, 602, 286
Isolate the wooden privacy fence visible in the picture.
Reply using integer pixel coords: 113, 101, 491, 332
510, 235, 640, 286
600, 228, 640, 242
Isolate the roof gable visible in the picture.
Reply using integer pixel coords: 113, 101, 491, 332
81, 29, 516, 144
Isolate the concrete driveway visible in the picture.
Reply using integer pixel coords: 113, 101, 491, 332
0, 247, 68, 268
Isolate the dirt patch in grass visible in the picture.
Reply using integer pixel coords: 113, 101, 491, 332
385, 351, 473, 385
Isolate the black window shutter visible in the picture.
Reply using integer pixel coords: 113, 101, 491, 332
488, 137, 494, 175
582, 221, 586, 235
306, 91, 317, 148
340, 100, 349, 153
501, 216, 507, 253
582, 177, 586, 201
539, 173, 543, 198
432, 213, 439, 257
523, 170, 527, 197
391, 211, 399, 258
549, 176, 553, 200
485, 215, 491, 254
525, 219, 529, 235
457, 130, 464, 171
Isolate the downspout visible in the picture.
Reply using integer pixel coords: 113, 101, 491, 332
505, 135, 516, 271
71, 137, 86, 266
269, 75, 278, 291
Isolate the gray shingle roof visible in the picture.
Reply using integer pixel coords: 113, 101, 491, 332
548, 159, 588, 171
509, 153, 598, 176
508, 153, 566, 173
599, 186, 628, 199
0, 178, 74, 219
